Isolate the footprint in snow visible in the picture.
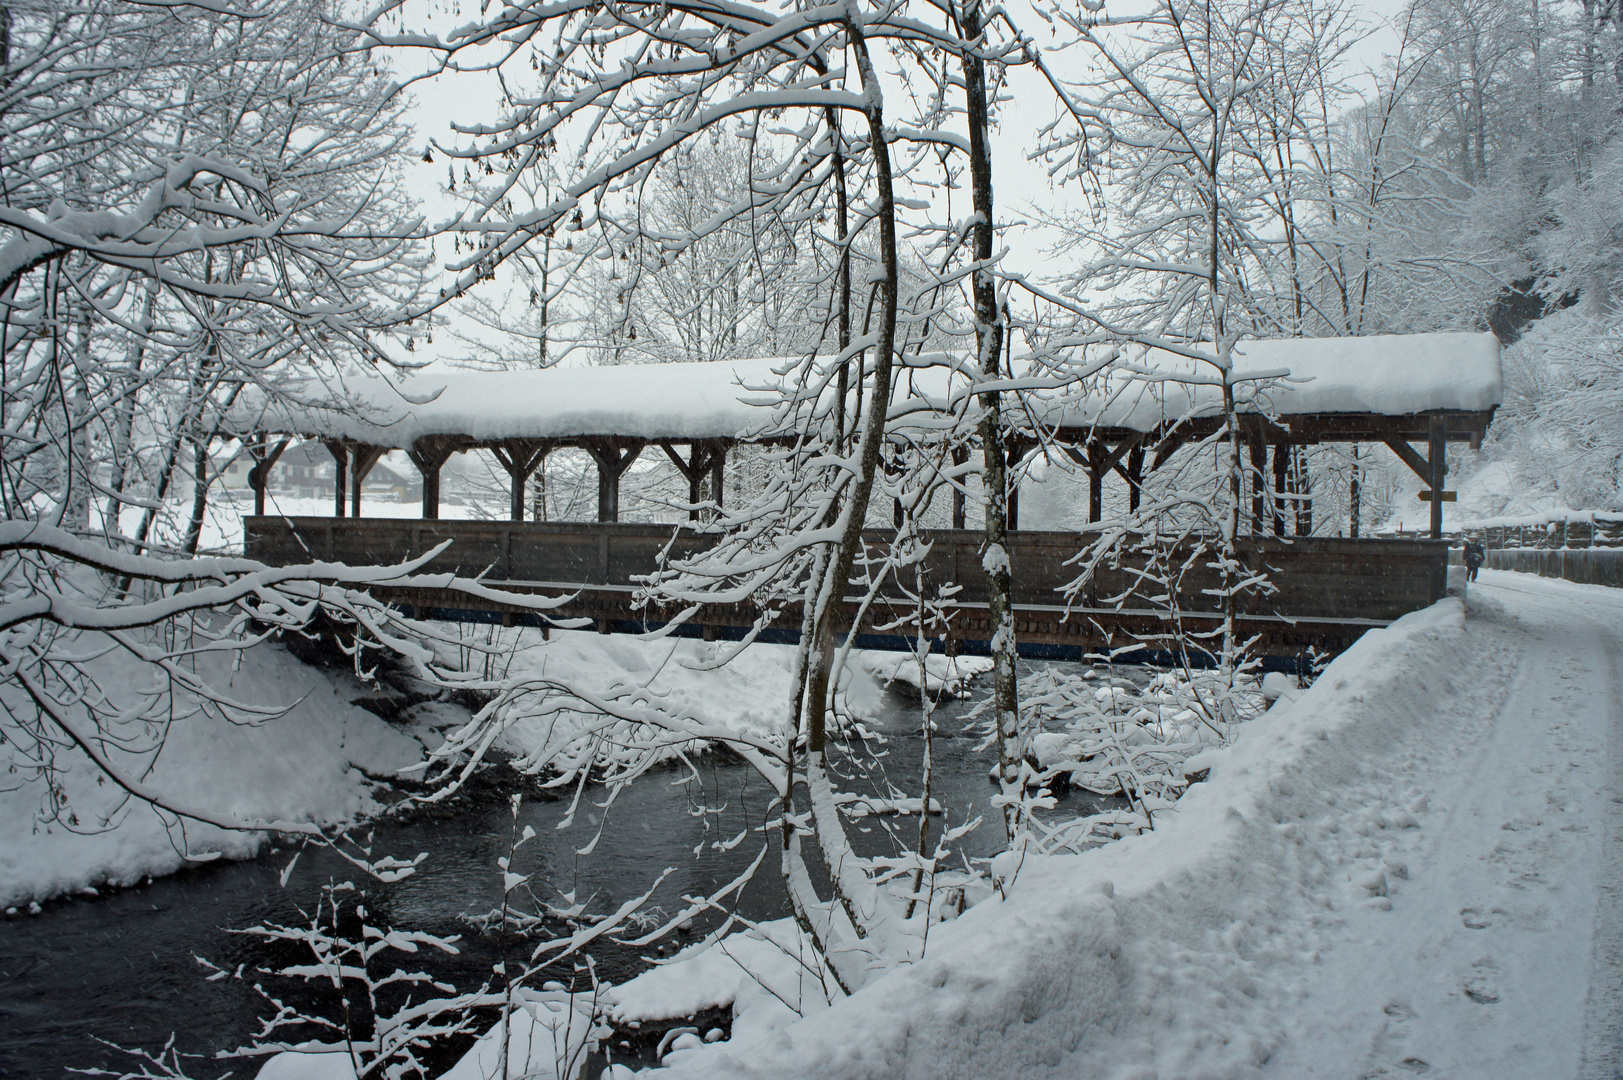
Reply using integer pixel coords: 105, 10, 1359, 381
1362, 1000, 1425, 1079
1464, 961, 1501, 1004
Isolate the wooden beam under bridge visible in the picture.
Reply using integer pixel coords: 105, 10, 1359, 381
245, 517, 1450, 668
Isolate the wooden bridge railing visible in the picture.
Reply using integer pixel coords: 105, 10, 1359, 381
247, 517, 1449, 662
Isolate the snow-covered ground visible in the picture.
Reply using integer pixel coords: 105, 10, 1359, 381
0, 641, 427, 909
453, 625, 991, 767
1255, 572, 1622, 1079
20, 567, 1622, 1077
0, 618, 983, 909
249, 570, 1623, 1079
599, 570, 1620, 1080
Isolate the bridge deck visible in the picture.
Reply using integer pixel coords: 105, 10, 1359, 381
245, 517, 1448, 665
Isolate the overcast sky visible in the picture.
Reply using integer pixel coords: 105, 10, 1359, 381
389, 0, 1415, 367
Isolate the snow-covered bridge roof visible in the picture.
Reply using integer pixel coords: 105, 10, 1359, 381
228, 331, 1501, 447
1068, 332, 1502, 432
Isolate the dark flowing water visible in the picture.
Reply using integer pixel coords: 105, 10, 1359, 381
0, 672, 1112, 1079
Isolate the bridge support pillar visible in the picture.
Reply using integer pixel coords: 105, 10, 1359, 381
1272, 443, 1288, 536
322, 440, 348, 518
245, 434, 289, 516
1428, 414, 1447, 540
408, 436, 462, 520
1349, 443, 1362, 538
1005, 439, 1035, 531
584, 437, 645, 523
1382, 417, 1450, 540
348, 443, 385, 518
1289, 445, 1314, 536
951, 445, 968, 529
1087, 442, 1105, 523
1249, 433, 1267, 534
660, 439, 728, 521
492, 439, 553, 521
1059, 435, 1144, 525
1126, 443, 1145, 513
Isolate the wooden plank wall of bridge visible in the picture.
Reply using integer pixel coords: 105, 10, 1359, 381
247, 517, 1448, 665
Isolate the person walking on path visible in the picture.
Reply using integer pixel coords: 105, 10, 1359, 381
1464, 539, 1486, 581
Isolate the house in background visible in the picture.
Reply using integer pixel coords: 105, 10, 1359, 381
219, 442, 420, 504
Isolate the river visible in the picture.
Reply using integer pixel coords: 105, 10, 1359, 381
0, 667, 1117, 1078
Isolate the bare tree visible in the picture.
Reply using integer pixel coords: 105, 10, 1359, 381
347, 0, 1070, 987
0, 0, 448, 846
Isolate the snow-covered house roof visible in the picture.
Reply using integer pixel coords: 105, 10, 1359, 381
227, 332, 1500, 448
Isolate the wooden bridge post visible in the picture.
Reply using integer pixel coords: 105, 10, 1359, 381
1381, 428, 1447, 541
1005, 438, 1035, 532
1271, 442, 1288, 536
885, 446, 905, 528
322, 439, 349, 518
407, 436, 459, 520
1428, 414, 1447, 540
1291, 445, 1313, 536
245, 434, 289, 516
660, 439, 726, 521
1087, 441, 1105, 524
951, 444, 968, 529
491, 439, 552, 521
1248, 433, 1266, 534
1126, 443, 1145, 513
1349, 443, 1361, 538
584, 437, 645, 523
349, 443, 386, 518
1064, 435, 1145, 524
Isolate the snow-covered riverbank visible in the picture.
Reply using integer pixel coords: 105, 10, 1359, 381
19, 572, 1621, 1078
0, 623, 988, 910
0, 642, 426, 910
617, 572, 1621, 1080
467, 626, 991, 764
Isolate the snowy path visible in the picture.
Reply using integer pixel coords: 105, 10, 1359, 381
653, 571, 1623, 1080
1259, 570, 1623, 1080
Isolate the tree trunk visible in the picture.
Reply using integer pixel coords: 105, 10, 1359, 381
57, 277, 94, 532
784, 22, 900, 993
104, 281, 157, 538
961, 0, 1021, 842
183, 436, 210, 556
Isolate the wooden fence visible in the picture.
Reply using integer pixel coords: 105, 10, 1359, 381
1389, 518, 1623, 549
1484, 548, 1623, 588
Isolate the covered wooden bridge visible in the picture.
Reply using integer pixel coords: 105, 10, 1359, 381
235, 334, 1501, 664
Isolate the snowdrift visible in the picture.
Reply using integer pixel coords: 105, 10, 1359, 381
657, 598, 1488, 1079
0, 642, 424, 908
